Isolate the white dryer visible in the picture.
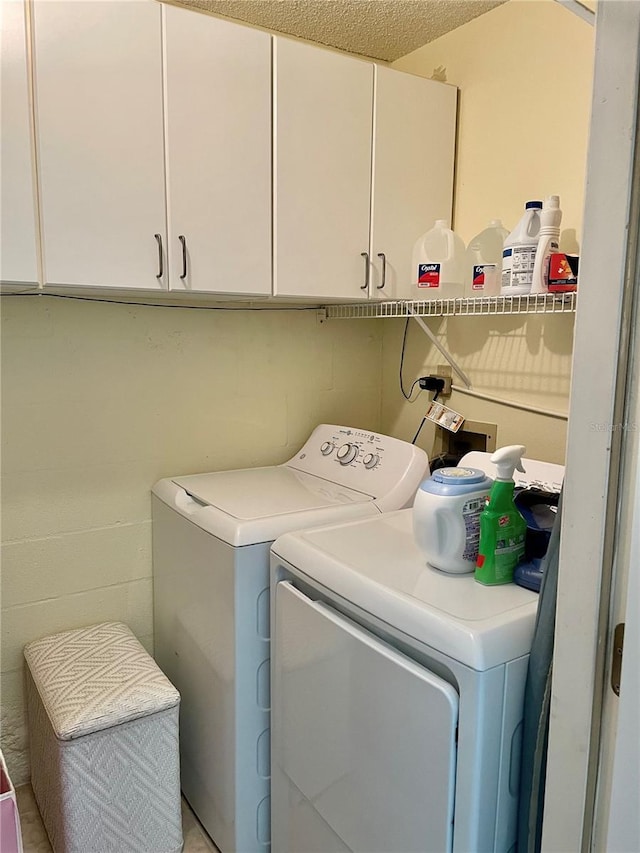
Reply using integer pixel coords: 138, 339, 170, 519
151, 425, 428, 853
270, 454, 563, 853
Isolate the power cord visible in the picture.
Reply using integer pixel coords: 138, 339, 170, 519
399, 317, 450, 408
0, 291, 320, 312
411, 390, 438, 445
398, 317, 450, 444
399, 318, 422, 401
411, 377, 446, 445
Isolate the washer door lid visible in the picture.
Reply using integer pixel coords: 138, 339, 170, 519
172, 465, 373, 520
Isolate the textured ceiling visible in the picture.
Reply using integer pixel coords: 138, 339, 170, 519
172, 0, 507, 62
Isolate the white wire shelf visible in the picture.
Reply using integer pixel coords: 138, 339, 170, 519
325, 292, 577, 319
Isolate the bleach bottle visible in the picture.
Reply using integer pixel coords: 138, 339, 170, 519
501, 202, 542, 295
465, 219, 509, 297
530, 195, 562, 294
475, 445, 527, 585
412, 220, 465, 300
413, 467, 494, 574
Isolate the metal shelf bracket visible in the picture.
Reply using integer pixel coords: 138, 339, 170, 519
406, 305, 472, 389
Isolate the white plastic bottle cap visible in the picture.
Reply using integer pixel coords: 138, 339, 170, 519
490, 445, 526, 481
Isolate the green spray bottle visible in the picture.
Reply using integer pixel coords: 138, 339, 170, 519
475, 445, 527, 585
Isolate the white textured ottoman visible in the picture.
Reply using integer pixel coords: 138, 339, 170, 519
24, 622, 183, 853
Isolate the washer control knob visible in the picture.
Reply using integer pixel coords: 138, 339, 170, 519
363, 452, 380, 469
336, 443, 358, 465
320, 441, 335, 456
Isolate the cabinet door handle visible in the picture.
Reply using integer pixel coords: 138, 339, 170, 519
377, 252, 387, 289
178, 235, 187, 280
360, 252, 370, 291
154, 234, 163, 279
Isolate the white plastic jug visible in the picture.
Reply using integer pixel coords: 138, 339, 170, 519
413, 466, 494, 574
501, 201, 543, 295
412, 220, 465, 299
465, 219, 509, 297
530, 195, 562, 294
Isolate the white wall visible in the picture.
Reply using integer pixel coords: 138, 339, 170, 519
0, 296, 383, 783
392, 0, 594, 249
381, 312, 574, 463
380, 0, 594, 464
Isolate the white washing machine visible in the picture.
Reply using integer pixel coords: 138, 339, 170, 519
151, 424, 428, 853
270, 453, 564, 853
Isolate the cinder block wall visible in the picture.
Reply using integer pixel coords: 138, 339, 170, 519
0, 296, 383, 783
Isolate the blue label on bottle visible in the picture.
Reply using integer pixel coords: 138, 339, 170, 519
503, 248, 513, 258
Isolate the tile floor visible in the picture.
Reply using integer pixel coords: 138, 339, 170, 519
16, 784, 221, 853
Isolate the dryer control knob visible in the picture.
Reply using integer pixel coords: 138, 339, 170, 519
320, 441, 335, 456
363, 453, 380, 469
337, 443, 358, 465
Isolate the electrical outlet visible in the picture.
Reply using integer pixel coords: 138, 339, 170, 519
430, 374, 452, 396
436, 363, 452, 379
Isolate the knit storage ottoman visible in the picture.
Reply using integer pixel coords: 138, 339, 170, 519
24, 622, 183, 853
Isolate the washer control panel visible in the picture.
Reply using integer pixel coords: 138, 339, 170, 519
287, 424, 429, 505
336, 443, 359, 465
362, 452, 380, 469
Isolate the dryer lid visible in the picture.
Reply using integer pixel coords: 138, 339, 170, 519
172, 465, 374, 520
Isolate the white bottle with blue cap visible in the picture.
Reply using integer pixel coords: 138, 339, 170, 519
413, 466, 494, 574
501, 200, 543, 295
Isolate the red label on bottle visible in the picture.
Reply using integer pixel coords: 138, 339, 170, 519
417, 263, 441, 288
499, 515, 510, 527
472, 265, 486, 290
548, 253, 579, 292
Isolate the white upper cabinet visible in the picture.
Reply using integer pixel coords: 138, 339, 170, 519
274, 38, 374, 301
32, 0, 167, 290
1, 0, 39, 286
163, 5, 271, 296
273, 39, 456, 303
370, 66, 457, 301
26, 2, 456, 302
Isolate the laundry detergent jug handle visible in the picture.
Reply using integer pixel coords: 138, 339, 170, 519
526, 213, 540, 239
434, 505, 451, 557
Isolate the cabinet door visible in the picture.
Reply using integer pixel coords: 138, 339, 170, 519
371, 66, 456, 300
33, 0, 166, 290
274, 38, 373, 301
1, 0, 39, 286
163, 6, 271, 296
